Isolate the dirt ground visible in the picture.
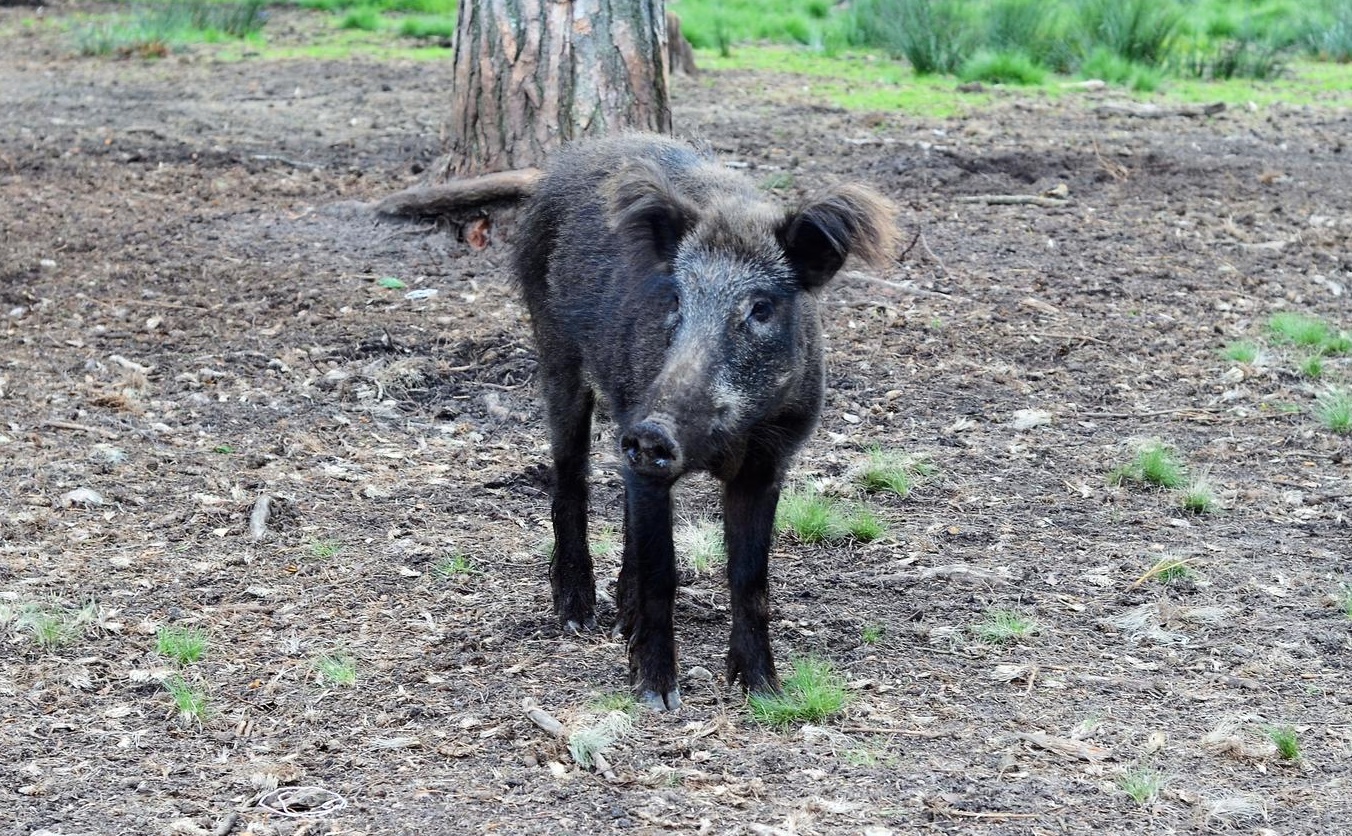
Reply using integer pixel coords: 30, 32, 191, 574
3, 6, 1352, 835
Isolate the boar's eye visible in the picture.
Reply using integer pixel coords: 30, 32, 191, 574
747, 297, 775, 325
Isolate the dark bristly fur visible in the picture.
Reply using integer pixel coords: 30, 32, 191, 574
513, 133, 898, 711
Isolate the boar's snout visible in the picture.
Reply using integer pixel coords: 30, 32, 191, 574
621, 417, 683, 478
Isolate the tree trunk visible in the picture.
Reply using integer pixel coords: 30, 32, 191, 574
440, 0, 671, 181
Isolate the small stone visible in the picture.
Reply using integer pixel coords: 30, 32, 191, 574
61, 487, 105, 507
687, 666, 713, 682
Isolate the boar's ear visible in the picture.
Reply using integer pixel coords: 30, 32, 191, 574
779, 184, 899, 290
603, 159, 698, 272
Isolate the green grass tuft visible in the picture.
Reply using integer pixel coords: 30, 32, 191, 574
16, 604, 78, 650
313, 654, 357, 685
848, 0, 971, 74
1221, 340, 1259, 363
434, 552, 479, 581
1268, 311, 1332, 347
156, 625, 207, 665
1265, 724, 1300, 760
776, 488, 840, 543
398, 15, 455, 40
856, 447, 933, 497
1315, 387, 1352, 434
677, 520, 726, 574
1110, 442, 1187, 489
776, 488, 885, 544
73, 0, 268, 56
1118, 766, 1167, 804
1298, 353, 1324, 380
748, 657, 849, 727
590, 692, 639, 715
973, 609, 1038, 644
164, 674, 209, 724
339, 8, 381, 30
1179, 468, 1218, 514
959, 49, 1047, 84
310, 539, 343, 558
860, 624, 885, 645
568, 711, 632, 768
846, 507, 886, 542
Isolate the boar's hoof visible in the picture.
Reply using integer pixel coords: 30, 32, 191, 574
620, 420, 682, 476
562, 617, 595, 635
637, 686, 683, 712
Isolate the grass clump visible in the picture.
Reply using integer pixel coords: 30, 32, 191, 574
1076, 0, 1183, 66
1315, 387, 1352, 434
861, 624, 885, 645
849, 0, 971, 74
310, 539, 343, 558
398, 15, 455, 39
1268, 311, 1333, 348
1222, 340, 1259, 363
1264, 724, 1300, 760
15, 604, 79, 650
845, 507, 886, 542
1336, 585, 1352, 620
676, 520, 726, 574
164, 675, 209, 724
1132, 554, 1197, 587
434, 552, 479, 581
590, 692, 639, 715
748, 657, 849, 727
74, 0, 268, 57
339, 8, 381, 30
776, 488, 842, 543
855, 447, 933, 497
1118, 766, 1168, 805
776, 488, 885, 544
1308, 0, 1352, 62
313, 654, 357, 686
568, 711, 632, 769
973, 609, 1038, 644
1179, 468, 1218, 514
1080, 45, 1163, 90
1109, 442, 1187, 489
1299, 354, 1325, 380
156, 625, 207, 665
959, 49, 1047, 84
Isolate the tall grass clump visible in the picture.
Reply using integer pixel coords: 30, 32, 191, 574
1307, 0, 1352, 62
1080, 46, 1162, 90
74, 0, 268, 56
398, 15, 455, 39
960, 50, 1047, 84
847, 0, 971, 74
747, 657, 849, 727
1075, 0, 1183, 66
1315, 387, 1352, 434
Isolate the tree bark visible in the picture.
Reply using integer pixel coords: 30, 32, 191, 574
440, 0, 671, 181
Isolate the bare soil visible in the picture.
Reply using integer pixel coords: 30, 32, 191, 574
3, 7, 1352, 835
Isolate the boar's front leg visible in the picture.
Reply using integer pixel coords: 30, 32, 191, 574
618, 471, 681, 711
543, 364, 596, 632
723, 455, 783, 695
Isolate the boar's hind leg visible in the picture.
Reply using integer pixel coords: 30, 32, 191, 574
723, 457, 783, 695
544, 366, 596, 632
620, 472, 681, 711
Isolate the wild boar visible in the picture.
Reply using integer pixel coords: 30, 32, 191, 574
513, 134, 897, 710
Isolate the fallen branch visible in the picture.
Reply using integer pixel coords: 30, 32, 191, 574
41, 420, 120, 440
1093, 101, 1226, 119
375, 169, 543, 217
249, 495, 274, 542
955, 194, 1071, 208
523, 698, 567, 738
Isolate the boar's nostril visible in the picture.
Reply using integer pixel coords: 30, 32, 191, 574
621, 421, 681, 475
